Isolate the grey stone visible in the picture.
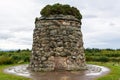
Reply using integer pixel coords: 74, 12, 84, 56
41, 57, 47, 61
57, 41, 63, 47
55, 47, 64, 52
50, 30, 57, 35
48, 56, 54, 61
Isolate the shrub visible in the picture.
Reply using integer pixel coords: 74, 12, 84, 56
97, 56, 109, 62
0, 56, 13, 65
40, 3, 82, 19
109, 57, 120, 62
11, 55, 21, 63
86, 56, 109, 62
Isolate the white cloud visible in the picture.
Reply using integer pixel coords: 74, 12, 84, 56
0, 0, 120, 50
82, 17, 120, 48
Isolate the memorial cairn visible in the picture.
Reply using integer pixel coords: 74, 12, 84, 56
29, 3, 87, 71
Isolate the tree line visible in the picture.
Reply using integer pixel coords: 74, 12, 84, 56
0, 48, 120, 65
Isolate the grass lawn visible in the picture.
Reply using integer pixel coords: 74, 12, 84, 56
89, 62, 120, 80
0, 64, 31, 80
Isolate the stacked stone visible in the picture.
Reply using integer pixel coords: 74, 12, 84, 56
29, 15, 86, 71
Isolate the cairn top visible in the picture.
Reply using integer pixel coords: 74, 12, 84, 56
40, 3, 82, 20
35, 15, 81, 23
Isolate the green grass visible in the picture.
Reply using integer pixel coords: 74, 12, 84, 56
89, 62, 120, 80
0, 64, 31, 80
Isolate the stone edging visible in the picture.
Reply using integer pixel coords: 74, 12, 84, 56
4, 64, 110, 78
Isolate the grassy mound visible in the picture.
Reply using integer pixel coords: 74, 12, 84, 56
40, 3, 82, 19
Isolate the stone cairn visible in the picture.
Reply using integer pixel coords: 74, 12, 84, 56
29, 15, 87, 71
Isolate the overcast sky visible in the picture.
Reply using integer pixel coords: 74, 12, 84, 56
0, 0, 120, 50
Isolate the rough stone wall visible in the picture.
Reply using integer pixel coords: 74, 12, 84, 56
29, 15, 86, 71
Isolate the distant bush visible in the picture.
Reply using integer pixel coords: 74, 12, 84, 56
86, 56, 109, 62
85, 48, 120, 62
103, 52, 120, 57
0, 49, 30, 65
97, 56, 109, 62
40, 3, 82, 19
0, 56, 13, 65
10, 51, 30, 63
109, 57, 120, 62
